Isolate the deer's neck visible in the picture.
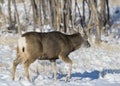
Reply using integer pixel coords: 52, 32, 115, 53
67, 33, 84, 50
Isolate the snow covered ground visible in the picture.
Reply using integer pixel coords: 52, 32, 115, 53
0, 0, 120, 86
0, 34, 120, 86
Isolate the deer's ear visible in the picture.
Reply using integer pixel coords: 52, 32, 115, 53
83, 27, 89, 37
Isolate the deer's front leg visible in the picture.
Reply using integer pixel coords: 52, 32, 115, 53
50, 60, 57, 80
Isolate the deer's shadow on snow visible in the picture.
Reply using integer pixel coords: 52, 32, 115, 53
57, 70, 100, 80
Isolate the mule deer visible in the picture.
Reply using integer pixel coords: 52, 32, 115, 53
12, 31, 90, 81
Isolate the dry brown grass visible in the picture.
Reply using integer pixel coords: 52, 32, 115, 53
77, 0, 120, 7
110, 0, 120, 6
0, 35, 18, 47
90, 39, 120, 53
98, 41, 120, 52
0, 63, 9, 68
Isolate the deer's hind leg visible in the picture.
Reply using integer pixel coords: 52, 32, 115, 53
59, 54, 72, 81
23, 59, 33, 81
12, 57, 21, 80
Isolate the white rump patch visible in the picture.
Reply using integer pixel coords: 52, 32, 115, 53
18, 36, 26, 52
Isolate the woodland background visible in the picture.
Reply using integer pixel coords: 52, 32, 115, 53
1, 0, 119, 45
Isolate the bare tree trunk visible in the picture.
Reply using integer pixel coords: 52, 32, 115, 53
82, 0, 85, 27
70, 0, 74, 30
49, 0, 56, 30
0, 6, 2, 28
42, 0, 45, 25
22, 0, 28, 20
1, 1, 7, 27
106, 0, 110, 22
63, 0, 67, 33
8, 0, 12, 26
56, 0, 61, 31
100, 0, 106, 34
31, 0, 35, 31
13, 0, 21, 35
90, 0, 101, 44
38, 0, 43, 32
46, 0, 50, 25
86, 0, 92, 33
75, 0, 83, 29
43, 0, 49, 25
68, 0, 73, 33
66, 0, 70, 33
0, 4, 2, 16
60, 0, 64, 32
31, 0, 38, 31
63, 0, 70, 33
